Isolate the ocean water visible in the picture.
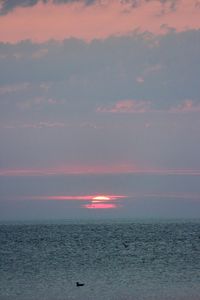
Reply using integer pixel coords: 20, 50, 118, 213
0, 220, 200, 300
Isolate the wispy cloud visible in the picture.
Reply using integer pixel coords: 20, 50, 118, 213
169, 100, 200, 113
97, 99, 200, 114
5, 191, 200, 202
0, 83, 30, 95
16, 97, 65, 110
136, 64, 163, 83
21, 121, 67, 128
0, 120, 104, 131
83, 203, 118, 209
1, 121, 67, 129
97, 99, 152, 113
1, 166, 200, 177
19, 194, 125, 201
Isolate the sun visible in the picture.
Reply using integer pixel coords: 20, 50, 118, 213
83, 194, 125, 209
92, 195, 111, 201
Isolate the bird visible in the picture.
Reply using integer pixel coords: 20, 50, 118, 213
76, 282, 85, 287
123, 242, 129, 248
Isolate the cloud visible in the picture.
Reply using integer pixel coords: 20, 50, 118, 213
22, 121, 66, 128
1, 30, 200, 174
0, 0, 195, 16
136, 64, 163, 84
0, 0, 96, 15
0, 83, 30, 95
136, 76, 145, 84
16, 96, 65, 111
169, 100, 200, 113
1, 30, 200, 124
0, 120, 102, 130
97, 99, 200, 114
1, 165, 200, 177
97, 99, 152, 113
19, 192, 200, 202
0, 0, 200, 42
0, 121, 67, 129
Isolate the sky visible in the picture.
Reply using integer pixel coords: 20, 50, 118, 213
0, 0, 200, 220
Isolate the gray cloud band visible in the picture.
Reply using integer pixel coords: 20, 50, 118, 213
0, 0, 96, 15
0, 0, 182, 16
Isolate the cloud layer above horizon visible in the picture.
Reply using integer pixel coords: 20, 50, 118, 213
0, 0, 200, 176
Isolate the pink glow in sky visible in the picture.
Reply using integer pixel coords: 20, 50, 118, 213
18, 194, 125, 210
83, 203, 118, 209
8, 192, 200, 202
0, 0, 200, 43
1, 166, 200, 177
22, 194, 125, 201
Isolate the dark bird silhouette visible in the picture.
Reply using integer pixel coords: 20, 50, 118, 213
76, 282, 85, 287
123, 242, 129, 248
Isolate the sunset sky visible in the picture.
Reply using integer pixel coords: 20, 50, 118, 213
0, 0, 200, 220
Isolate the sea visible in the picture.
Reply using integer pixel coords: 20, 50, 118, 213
0, 219, 200, 300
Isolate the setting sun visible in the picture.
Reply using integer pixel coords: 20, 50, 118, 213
92, 196, 111, 201
83, 194, 125, 209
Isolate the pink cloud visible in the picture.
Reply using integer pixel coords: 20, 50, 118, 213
1, 165, 200, 177
97, 99, 152, 113
0, 0, 200, 43
169, 100, 200, 113
21, 194, 125, 201
83, 203, 118, 209
136, 76, 145, 84
10, 193, 125, 210
7, 192, 200, 203
0, 164, 138, 176
97, 99, 200, 114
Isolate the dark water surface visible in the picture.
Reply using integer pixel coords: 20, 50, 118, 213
0, 220, 200, 300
